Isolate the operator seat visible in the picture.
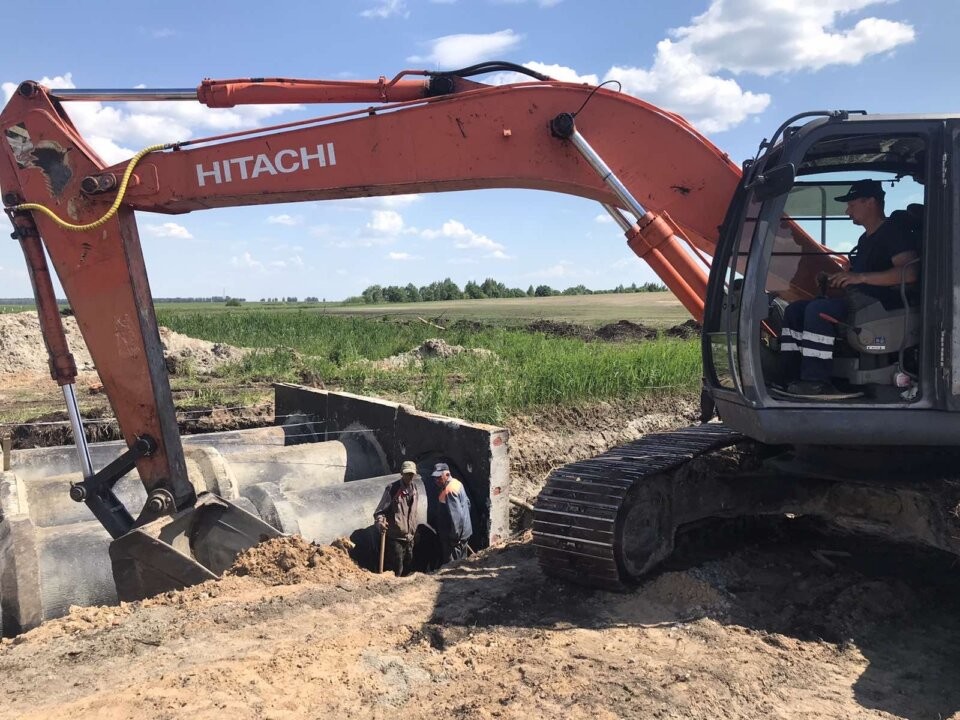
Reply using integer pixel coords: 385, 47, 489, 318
832, 205, 922, 385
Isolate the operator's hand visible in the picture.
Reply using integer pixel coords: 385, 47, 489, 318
376, 516, 388, 532
828, 271, 866, 289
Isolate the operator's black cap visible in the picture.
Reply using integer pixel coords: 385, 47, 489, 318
834, 179, 885, 202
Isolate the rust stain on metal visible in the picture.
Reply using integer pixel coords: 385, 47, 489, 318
670, 185, 692, 196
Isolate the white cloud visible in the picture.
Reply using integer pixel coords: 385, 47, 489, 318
599, 0, 913, 133
488, 249, 513, 260
409, 30, 523, 67
267, 214, 301, 226
143, 222, 193, 239
361, 0, 408, 18
421, 220, 505, 252
674, 1, 915, 76
387, 251, 419, 261
152, 28, 176, 39
368, 210, 405, 234
595, 213, 614, 224
230, 251, 264, 270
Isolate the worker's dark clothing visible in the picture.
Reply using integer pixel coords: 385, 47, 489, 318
385, 537, 415, 577
846, 216, 920, 309
780, 297, 848, 383
436, 477, 472, 563
374, 477, 425, 576
780, 217, 917, 384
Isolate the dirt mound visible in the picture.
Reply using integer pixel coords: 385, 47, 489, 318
0, 311, 246, 377
0, 311, 95, 375
368, 338, 497, 370
228, 535, 368, 586
159, 326, 248, 374
595, 319, 658, 341
527, 319, 699, 343
665, 318, 703, 339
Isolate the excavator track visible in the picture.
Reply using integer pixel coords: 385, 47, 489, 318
533, 423, 743, 590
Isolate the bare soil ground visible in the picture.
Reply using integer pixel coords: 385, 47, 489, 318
1, 528, 958, 720
2, 315, 959, 719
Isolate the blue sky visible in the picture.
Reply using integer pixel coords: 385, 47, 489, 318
1, 0, 954, 301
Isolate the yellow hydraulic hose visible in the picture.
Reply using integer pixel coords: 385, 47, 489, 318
13, 143, 170, 231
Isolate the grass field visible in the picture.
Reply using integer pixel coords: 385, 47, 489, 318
2, 293, 700, 426
156, 295, 700, 424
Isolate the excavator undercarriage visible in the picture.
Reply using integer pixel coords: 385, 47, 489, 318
535, 424, 960, 589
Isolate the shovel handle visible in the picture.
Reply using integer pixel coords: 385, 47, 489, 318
378, 528, 387, 574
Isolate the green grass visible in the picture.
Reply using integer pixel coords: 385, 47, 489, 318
157, 308, 701, 425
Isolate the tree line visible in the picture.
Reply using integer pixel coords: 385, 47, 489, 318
345, 278, 667, 304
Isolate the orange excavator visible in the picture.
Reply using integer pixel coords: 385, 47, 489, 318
1, 62, 955, 599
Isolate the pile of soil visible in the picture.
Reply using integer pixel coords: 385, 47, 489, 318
227, 535, 368, 586
0, 312, 247, 378
594, 319, 658, 341
367, 338, 496, 370
527, 318, 699, 343
664, 318, 703, 339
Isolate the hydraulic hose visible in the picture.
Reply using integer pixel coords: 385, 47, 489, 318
12, 143, 170, 231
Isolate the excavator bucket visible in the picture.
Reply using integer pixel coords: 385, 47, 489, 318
109, 492, 282, 602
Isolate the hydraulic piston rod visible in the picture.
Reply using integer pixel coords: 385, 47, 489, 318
550, 113, 709, 318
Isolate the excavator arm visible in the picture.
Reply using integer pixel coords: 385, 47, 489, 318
0, 66, 829, 599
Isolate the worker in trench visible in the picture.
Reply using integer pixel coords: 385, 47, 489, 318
374, 460, 425, 576
431, 462, 473, 563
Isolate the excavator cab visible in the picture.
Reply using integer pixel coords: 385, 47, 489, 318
703, 112, 960, 445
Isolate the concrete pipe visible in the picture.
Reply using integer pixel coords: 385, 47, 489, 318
0, 432, 393, 636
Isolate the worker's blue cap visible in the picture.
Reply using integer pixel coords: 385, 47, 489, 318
431, 462, 450, 477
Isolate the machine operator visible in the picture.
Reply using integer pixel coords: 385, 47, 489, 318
779, 179, 920, 396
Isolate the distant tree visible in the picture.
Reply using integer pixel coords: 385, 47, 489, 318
562, 284, 592, 296
362, 285, 385, 304
384, 285, 405, 303
403, 283, 421, 302
225, 298, 242, 307
437, 278, 463, 301
464, 280, 485, 299
480, 278, 507, 299
534, 284, 557, 297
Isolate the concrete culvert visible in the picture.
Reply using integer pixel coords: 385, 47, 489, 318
0, 387, 511, 636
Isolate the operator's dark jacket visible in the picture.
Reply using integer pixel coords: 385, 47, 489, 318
374, 477, 426, 540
